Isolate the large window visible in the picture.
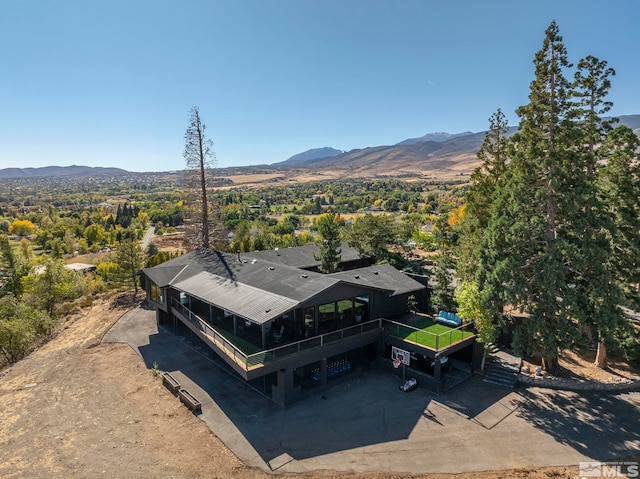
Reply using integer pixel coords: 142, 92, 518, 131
317, 294, 371, 334
150, 281, 163, 304
318, 302, 336, 334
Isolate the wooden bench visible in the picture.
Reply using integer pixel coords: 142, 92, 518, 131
178, 388, 202, 413
162, 372, 181, 395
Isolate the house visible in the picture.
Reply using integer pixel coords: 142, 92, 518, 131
142, 244, 476, 406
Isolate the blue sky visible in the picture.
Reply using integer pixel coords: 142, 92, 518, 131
1, 1, 638, 172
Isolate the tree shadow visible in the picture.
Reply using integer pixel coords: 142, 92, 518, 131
517, 388, 640, 460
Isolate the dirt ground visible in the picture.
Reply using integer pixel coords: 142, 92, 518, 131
0, 294, 631, 479
522, 349, 640, 383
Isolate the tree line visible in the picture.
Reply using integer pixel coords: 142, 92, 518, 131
453, 21, 640, 370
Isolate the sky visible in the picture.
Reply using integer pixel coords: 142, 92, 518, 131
0, 1, 638, 172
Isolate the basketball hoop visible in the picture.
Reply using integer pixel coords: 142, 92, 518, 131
393, 358, 402, 369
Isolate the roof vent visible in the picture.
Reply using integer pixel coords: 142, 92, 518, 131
373, 270, 379, 275
300, 274, 308, 279
265, 308, 271, 313
269, 266, 275, 271
354, 275, 360, 279
251, 259, 257, 264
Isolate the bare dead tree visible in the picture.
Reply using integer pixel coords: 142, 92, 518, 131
183, 106, 219, 250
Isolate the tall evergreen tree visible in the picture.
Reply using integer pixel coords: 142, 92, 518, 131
115, 232, 146, 296
573, 55, 617, 175
599, 126, 640, 307
431, 215, 457, 313
569, 56, 622, 368
458, 108, 509, 283
313, 210, 342, 273
482, 21, 579, 371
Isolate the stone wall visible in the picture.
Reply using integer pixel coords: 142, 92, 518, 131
518, 373, 640, 393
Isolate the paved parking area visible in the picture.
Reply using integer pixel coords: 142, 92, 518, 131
104, 306, 640, 474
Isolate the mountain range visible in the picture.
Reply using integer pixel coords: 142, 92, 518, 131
2, 115, 638, 180
277, 114, 640, 178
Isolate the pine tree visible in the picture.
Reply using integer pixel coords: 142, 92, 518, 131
599, 126, 640, 307
313, 210, 342, 273
458, 108, 509, 283
569, 56, 622, 368
115, 234, 146, 296
431, 215, 457, 313
483, 21, 579, 371
183, 106, 217, 250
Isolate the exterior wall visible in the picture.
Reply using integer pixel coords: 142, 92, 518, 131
370, 291, 411, 319
404, 272, 430, 313
302, 283, 372, 309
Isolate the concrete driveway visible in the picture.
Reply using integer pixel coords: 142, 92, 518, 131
104, 305, 640, 475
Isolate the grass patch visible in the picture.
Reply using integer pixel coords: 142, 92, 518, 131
387, 317, 475, 350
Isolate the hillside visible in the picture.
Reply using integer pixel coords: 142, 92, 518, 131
283, 114, 639, 179
3, 115, 638, 182
396, 131, 474, 146
0, 165, 129, 178
279, 147, 344, 165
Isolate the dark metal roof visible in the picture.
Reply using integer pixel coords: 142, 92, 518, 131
242, 242, 363, 270
172, 272, 299, 324
143, 248, 340, 302
328, 263, 425, 296
143, 247, 425, 322
142, 264, 189, 288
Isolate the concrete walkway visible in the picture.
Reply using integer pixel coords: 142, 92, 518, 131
104, 305, 640, 475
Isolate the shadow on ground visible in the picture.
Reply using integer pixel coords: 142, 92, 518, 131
137, 328, 434, 462
517, 387, 640, 460
435, 378, 523, 429
108, 306, 640, 470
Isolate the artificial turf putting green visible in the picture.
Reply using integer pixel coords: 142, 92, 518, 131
387, 317, 475, 350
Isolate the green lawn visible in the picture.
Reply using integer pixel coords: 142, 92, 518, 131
388, 317, 475, 350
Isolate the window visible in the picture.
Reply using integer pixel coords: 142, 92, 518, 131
318, 302, 336, 334
354, 295, 369, 322
150, 281, 163, 304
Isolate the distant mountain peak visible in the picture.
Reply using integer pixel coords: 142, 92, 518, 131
396, 131, 474, 146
